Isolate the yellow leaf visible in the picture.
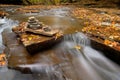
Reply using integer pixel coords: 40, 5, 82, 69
74, 45, 81, 50
28, 36, 32, 41
55, 32, 62, 40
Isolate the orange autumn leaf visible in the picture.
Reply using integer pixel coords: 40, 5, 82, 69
74, 45, 81, 50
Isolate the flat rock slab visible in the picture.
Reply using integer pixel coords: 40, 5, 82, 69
2, 30, 79, 80
2, 31, 62, 67
20, 33, 63, 54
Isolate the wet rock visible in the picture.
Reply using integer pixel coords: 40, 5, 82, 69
90, 38, 120, 65
82, 26, 120, 64
20, 33, 63, 54
2, 30, 29, 67
2, 29, 63, 68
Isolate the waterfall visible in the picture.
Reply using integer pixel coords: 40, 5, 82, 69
61, 32, 120, 80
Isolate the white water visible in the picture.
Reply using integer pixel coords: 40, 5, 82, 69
62, 33, 120, 80
0, 18, 6, 25
0, 18, 18, 53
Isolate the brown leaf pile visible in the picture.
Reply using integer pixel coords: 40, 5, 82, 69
82, 26, 120, 50
71, 8, 120, 26
0, 53, 7, 66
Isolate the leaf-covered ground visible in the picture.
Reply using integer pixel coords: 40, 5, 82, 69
71, 7, 120, 27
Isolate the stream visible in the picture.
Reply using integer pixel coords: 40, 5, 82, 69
0, 6, 120, 80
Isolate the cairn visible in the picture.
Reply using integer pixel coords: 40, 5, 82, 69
27, 16, 51, 32
27, 16, 43, 30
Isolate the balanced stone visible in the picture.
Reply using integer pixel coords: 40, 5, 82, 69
28, 16, 36, 21
27, 16, 43, 30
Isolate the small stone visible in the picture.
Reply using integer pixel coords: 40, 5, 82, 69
28, 16, 35, 20
43, 27, 51, 32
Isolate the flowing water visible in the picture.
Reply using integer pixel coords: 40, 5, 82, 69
61, 33, 120, 80
0, 6, 120, 80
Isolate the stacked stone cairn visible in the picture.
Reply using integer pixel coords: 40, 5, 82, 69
27, 16, 51, 32
27, 16, 43, 30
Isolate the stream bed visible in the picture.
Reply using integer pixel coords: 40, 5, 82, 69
0, 5, 120, 80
